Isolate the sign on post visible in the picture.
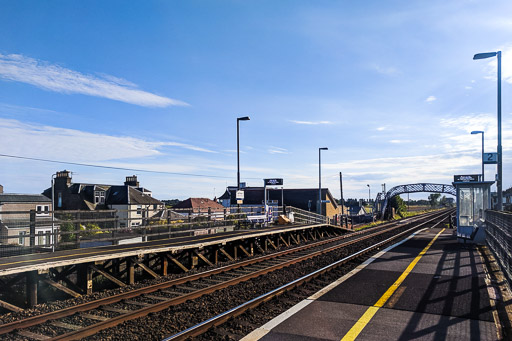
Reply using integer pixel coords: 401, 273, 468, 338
264, 178, 283, 186
483, 152, 498, 164
453, 174, 480, 183
236, 190, 244, 199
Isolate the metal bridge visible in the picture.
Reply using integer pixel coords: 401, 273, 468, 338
373, 183, 456, 217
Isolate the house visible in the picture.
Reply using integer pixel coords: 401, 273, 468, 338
43, 171, 164, 228
218, 187, 341, 218
0, 191, 55, 247
173, 198, 226, 217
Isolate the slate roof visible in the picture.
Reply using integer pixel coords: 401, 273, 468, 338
0, 194, 51, 203
43, 180, 162, 210
220, 187, 338, 211
107, 186, 162, 205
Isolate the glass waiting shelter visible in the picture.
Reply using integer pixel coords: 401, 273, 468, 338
453, 175, 493, 243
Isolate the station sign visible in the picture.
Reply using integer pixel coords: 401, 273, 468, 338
236, 190, 244, 199
321, 200, 331, 203
453, 174, 479, 183
483, 152, 498, 164
264, 178, 284, 186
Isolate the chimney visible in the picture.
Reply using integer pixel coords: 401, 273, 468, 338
125, 175, 139, 187
55, 170, 72, 189
0, 184, 3, 194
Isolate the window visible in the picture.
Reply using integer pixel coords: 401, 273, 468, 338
19, 231, 26, 245
36, 205, 50, 216
94, 191, 105, 204
58, 192, 62, 208
38, 231, 44, 246
136, 205, 142, 215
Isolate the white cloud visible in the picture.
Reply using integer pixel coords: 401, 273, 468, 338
0, 118, 215, 163
0, 53, 187, 107
376, 126, 388, 131
425, 96, 436, 103
481, 45, 512, 84
465, 86, 472, 90
290, 120, 333, 125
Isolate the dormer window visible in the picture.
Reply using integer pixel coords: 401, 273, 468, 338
94, 191, 105, 204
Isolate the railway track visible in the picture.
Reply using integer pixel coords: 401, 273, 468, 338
0, 209, 452, 340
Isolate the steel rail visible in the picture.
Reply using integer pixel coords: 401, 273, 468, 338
164, 210, 453, 340
46, 210, 451, 340
0, 210, 449, 339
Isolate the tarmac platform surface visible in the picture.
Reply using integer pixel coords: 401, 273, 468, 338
245, 227, 501, 340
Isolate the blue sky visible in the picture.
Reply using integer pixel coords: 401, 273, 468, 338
0, 0, 511, 200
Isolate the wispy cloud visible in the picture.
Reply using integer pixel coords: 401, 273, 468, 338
370, 63, 399, 76
0, 118, 214, 163
425, 96, 436, 103
268, 146, 288, 154
0, 53, 187, 107
389, 139, 411, 144
376, 126, 388, 131
290, 120, 333, 125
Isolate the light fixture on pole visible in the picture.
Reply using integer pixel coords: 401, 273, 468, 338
367, 184, 371, 206
471, 130, 485, 181
318, 147, 328, 215
473, 51, 502, 210
236, 116, 250, 191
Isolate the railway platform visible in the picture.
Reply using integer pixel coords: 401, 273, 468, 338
245, 227, 510, 340
0, 222, 347, 310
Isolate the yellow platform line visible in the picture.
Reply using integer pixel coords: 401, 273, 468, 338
341, 228, 446, 341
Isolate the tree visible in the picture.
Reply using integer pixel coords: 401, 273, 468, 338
390, 196, 407, 218
81, 223, 102, 237
428, 193, 441, 208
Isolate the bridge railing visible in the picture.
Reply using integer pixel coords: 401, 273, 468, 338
0, 205, 338, 258
287, 206, 328, 225
485, 210, 512, 287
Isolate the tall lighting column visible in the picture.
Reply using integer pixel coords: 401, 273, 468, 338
471, 130, 484, 181
318, 147, 328, 215
473, 51, 502, 210
367, 184, 371, 208
237, 116, 250, 191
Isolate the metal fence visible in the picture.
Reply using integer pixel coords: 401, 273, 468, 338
1, 205, 330, 258
485, 210, 512, 287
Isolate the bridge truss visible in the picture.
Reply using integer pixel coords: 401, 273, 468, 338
373, 183, 456, 217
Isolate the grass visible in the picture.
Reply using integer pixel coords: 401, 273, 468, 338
354, 207, 443, 232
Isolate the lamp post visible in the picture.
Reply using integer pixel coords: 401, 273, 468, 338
474, 51, 502, 210
471, 130, 485, 181
367, 184, 371, 207
318, 147, 328, 215
237, 116, 250, 191
51, 173, 56, 252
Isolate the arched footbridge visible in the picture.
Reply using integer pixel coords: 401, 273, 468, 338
373, 183, 456, 217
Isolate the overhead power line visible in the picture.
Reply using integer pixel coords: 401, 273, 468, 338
0, 153, 261, 180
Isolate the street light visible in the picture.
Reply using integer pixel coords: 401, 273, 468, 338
471, 130, 484, 181
237, 116, 250, 191
318, 147, 328, 215
367, 184, 371, 207
474, 51, 502, 210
